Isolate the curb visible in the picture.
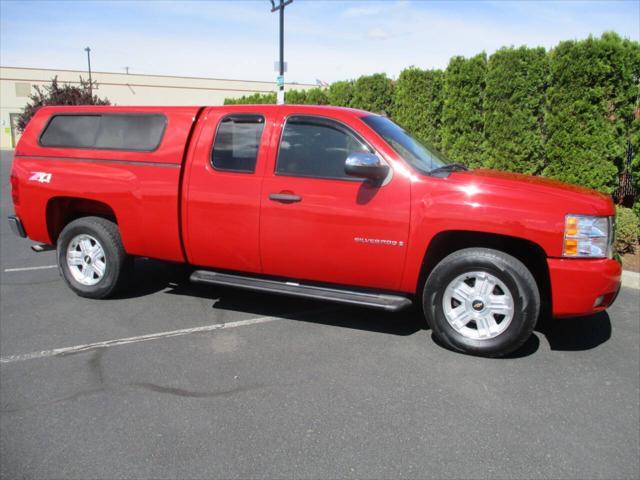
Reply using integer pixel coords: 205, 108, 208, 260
622, 270, 640, 290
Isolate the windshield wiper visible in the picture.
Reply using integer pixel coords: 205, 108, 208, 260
428, 163, 469, 177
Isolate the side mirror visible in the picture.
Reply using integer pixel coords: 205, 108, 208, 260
345, 152, 389, 182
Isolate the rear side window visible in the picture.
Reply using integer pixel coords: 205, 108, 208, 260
39, 114, 166, 151
276, 115, 371, 180
211, 114, 265, 173
39, 115, 100, 149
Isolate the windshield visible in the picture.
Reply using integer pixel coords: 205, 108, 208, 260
361, 115, 449, 174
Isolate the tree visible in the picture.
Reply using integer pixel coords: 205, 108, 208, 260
483, 46, 548, 174
224, 92, 276, 104
393, 67, 444, 149
17, 76, 110, 132
304, 87, 329, 105
543, 34, 629, 193
327, 80, 354, 107
441, 53, 487, 168
350, 73, 394, 114
631, 110, 640, 217
284, 89, 308, 104
614, 36, 640, 214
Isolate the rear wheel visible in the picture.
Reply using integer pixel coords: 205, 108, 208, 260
57, 216, 131, 299
422, 248, 540, 357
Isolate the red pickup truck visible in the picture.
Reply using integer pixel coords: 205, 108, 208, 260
9, 105, 621, 356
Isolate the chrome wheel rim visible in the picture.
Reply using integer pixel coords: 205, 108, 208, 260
442, 271, 514, 340
66, 234, 106, 286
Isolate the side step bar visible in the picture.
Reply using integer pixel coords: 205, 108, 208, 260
31, 243, 55, 252
190, 270, 413, 312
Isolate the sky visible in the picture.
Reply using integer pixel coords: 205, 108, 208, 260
0, 0, 638, 85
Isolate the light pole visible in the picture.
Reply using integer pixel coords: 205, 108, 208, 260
270, 0, 293, 105
84, 47, 92, 97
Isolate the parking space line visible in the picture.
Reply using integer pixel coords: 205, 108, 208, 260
0, 314, 287, 364
4, 265, 57, 272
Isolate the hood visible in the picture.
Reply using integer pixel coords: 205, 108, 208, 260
448, 169, 614, 215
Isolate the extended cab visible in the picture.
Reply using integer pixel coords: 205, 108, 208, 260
9, 105, 622, 356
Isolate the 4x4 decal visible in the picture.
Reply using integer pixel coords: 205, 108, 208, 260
28, 172, 52, 184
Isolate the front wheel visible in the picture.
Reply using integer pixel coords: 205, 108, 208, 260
423, 248, 540, 357
57, 216, 131, 299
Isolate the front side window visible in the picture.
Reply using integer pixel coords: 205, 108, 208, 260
276, 115, 372, 180
39, 114, 166, 151
211, 115, 265, 173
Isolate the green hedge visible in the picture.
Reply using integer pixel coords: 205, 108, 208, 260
543, 34, 633, 193
483, 47, 547, 175
441, 53, 487, 168
224, 92, 276, 105
224, 33, 639, 208
350, 73, 394, 114
393, 67, 444, 149
224, 88, 328, 106
615, 205, 640, 254
327, 80, 354, 106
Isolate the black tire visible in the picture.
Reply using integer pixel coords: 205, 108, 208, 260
57, 216, 132, 299
422, 248, 540, 357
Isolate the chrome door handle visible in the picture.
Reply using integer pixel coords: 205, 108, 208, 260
269, 193, 302, 203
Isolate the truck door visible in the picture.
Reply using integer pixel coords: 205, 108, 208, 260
183, 109, 272, 273
260, 113, 411, 291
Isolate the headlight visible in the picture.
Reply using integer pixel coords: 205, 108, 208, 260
563, 215, 613, 258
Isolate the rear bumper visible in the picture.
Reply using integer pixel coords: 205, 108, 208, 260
548, 257, 622, 317
8, 215, 26, 238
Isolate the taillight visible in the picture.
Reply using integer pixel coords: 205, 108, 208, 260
10, 174, 19, 206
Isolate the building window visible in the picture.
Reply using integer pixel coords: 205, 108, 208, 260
15, 82, 31, 97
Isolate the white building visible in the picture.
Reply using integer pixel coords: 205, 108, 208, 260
0, 66, 315, 149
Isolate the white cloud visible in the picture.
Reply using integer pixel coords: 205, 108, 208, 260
342, 6, 382, 18
367, 27, 391, 40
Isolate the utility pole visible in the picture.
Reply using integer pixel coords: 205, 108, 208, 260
84, 47, 92, 97
270, 0, 293, 105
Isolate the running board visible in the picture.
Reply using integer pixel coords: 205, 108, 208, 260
190, 270, 413, 312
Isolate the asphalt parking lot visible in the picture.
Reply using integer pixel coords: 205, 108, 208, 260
0, 150, 638, 480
